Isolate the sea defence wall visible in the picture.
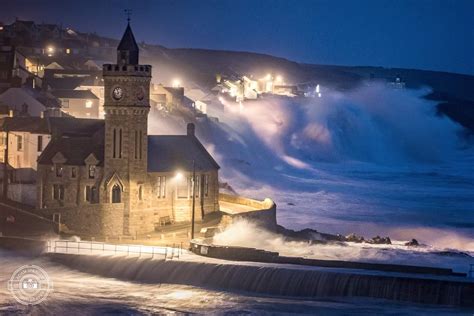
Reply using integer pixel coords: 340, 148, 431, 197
189, 240, 466, 277
218, 193, 277, 231
48, 253, 474, 307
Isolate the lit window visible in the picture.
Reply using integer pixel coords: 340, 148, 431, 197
16, 135, 23, 151
56, 165, 63, 177
204, 175, 209, 197
88, 165, 95, 179
177, 176, 189, 199
85, 100, 92, 108
156, 176, 166, 198
66, 48, 71, 54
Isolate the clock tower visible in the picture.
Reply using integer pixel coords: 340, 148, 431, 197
102, 22, 151, 235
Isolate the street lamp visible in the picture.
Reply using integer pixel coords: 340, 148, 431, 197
190, 159, 196, 240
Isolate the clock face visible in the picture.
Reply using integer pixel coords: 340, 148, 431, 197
112, 87, 123, 100
136, 87, 145, 101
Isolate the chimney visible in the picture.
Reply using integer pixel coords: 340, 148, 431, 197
187, 123, 195, 137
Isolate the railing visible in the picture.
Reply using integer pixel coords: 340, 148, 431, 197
46, 240, 183, 260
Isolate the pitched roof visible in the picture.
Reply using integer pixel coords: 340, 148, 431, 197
117, 24, 139, 52
0, 117, 49, 134
48, 117, 104, 136
38, 130, 104, 166
147, 135, 220, 172
51, 89, 99, 99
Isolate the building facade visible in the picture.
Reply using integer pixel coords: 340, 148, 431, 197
36, 24, 220, 238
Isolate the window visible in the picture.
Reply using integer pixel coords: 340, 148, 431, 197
194, 176, 200, 198
134, 130, 143, 160
61, 99, 69, 108
85, 100, 92, 108
53, 184, 64, 201
119, 129, 122, 158
88, 165, 96, 179
112, 184, 121, 203
204, 174, 209, 197
16, 135, 23, 151
156, 176, 166, 198
138, 185, 143, 200
139, 130, 143, 159
113, 129, 116, 158
71, 167, 77, 178
37, 135, 43, 152
85, 186, 98, 203
55, 165, 63, 177
66, 48, 71, 54
177, 176, 189, 199
134, 130, 138, 159
112, 129, 122, 158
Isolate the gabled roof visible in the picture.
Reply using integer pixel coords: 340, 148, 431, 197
52, 89, 99, 99
48, 117, 104, 136
147, 135, 220, 172
38, 129, 104, 166
117, 24, 139, 52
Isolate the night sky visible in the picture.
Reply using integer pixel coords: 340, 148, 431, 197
1, 0, 473, 75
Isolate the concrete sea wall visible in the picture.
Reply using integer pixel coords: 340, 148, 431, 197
49, 253, 474, 307
219, 193, 277, 230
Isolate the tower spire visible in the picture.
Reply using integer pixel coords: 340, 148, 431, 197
117, 17, 139, 65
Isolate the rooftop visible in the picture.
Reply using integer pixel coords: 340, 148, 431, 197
147, 134, 220, 172
51, 89, 99, 99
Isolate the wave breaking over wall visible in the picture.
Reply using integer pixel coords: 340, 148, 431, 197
49, 254, 474, 307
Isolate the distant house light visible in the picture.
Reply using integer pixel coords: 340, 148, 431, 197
46, 46, 55, 56
0, 26, 4, 31
172, 79, 181, 88
66, 48, 71, 54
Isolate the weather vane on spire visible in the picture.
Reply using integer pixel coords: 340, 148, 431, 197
124, 9, 132, 24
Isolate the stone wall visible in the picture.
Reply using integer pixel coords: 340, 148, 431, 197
219, 193, 277, 231
6, 183, 36, 206
36, 203, 124, 238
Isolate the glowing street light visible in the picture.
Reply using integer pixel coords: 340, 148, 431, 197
174, 171, 184, 181
172, 79, 181, 88
275, 75, 283, 84
265, 74, 272, 81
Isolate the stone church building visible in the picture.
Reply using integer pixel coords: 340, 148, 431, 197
36, 24, 220, 237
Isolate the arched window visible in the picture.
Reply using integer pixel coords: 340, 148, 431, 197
112, 184, 121, 203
